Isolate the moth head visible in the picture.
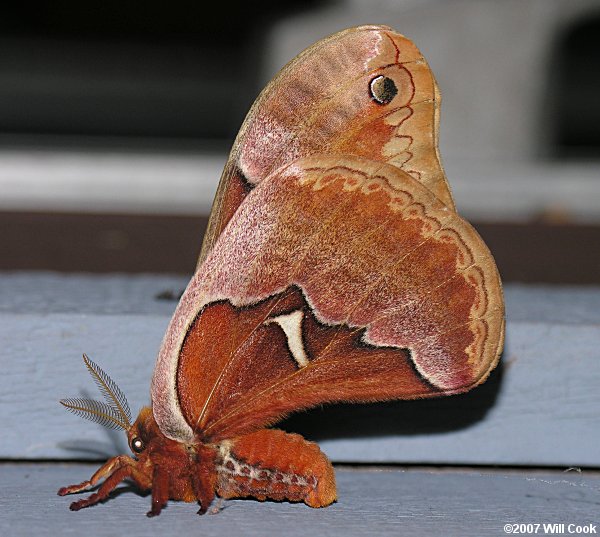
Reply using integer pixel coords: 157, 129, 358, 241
126, 406, 163, 456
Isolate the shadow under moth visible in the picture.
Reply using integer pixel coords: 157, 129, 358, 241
59, 24, 504, 517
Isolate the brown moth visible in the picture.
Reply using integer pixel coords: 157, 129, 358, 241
59, 24, 504, 517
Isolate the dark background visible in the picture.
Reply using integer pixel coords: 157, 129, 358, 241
0, 1, 327, 145
1, 1, 599, 283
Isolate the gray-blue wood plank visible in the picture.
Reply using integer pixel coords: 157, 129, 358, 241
2, 272, 600, 466
1, 464, 598, 537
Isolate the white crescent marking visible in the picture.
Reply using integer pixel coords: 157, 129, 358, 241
265, 310, 309, 368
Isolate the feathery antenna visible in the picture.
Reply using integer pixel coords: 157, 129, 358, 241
60, 354, 132, 431
60, 398, 130, 430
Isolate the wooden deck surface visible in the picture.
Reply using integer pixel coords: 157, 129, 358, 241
2, 273, 599, 534
2, 464, 598, 537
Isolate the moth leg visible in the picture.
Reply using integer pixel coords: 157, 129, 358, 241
58, 455, 134, 496
68, 463, 151, 511
146, 467, 169, 517
192, 462, 217, 515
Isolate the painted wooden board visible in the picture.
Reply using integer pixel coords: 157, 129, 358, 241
1, 464, 598, 537
1, 273, 599, 466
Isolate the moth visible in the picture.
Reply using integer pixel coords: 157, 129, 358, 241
59, 25, 504, 517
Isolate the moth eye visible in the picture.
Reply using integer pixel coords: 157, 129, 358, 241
131, 437, 145, 453
369, 75, 397, 104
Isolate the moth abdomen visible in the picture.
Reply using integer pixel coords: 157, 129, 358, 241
215, 429, 336, 508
